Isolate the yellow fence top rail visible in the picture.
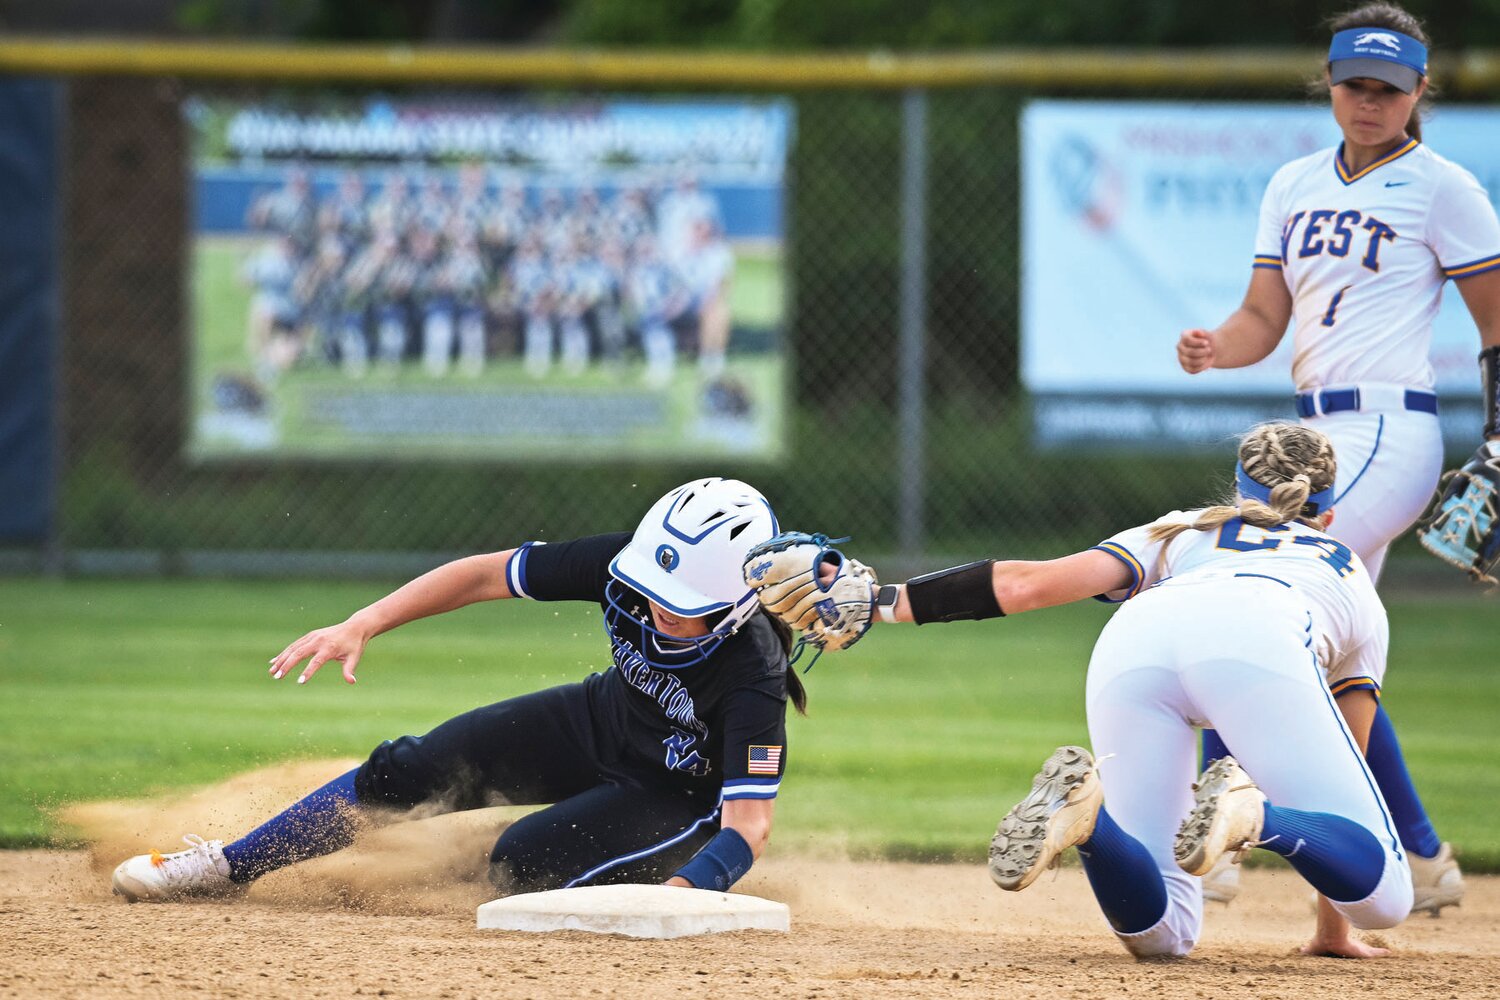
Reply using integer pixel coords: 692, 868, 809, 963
0, 38, 1496, 92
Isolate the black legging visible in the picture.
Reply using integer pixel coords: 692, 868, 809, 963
354, 683, 721, 893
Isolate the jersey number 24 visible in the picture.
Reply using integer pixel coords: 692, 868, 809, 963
1216, 519, 1355, 577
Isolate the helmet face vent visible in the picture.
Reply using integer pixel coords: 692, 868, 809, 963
728, 522, 749, 540
701, 509, 726, 526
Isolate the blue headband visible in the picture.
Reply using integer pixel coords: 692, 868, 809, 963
1236, 463, 1334, 518
1329, 27, 1428, 77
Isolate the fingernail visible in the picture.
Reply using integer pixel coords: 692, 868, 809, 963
297, 676, 306, 685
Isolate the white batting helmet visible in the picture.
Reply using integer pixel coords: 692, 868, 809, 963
609, 478, 779, 645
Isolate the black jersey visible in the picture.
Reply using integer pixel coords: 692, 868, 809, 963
510, 533, 789, 802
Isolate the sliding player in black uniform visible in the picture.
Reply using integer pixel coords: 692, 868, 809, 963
111, 478, 799, 900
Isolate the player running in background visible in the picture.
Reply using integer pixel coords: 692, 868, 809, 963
112, 479, 801, 903
1175, 2, 1500, 914
750, 423, 1410, 958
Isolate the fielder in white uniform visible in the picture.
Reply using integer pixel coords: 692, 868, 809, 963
850, 423, 1411, 959
1176, 4, 1500, 913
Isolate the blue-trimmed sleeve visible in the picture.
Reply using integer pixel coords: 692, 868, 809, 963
1089, 514, 1188, 603
1090, 542, 1146, 604
1444, 252, 1500, 280
515, 532, 630, 603
1431, 164, 1500, 283
717, 681, 787, 799
505, 541, 544, 599
1253, 167, 1289, 273
1329, 676, 1381, 699
721, 776, 781, 801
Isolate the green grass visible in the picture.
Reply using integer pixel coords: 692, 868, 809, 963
4, 580, 1497, 869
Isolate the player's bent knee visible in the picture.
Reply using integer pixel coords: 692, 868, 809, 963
1335, 856, 1413, 930
354, 735, 482, 811
1116, 914, 1197, 959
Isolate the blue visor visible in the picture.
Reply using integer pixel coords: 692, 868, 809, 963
1329, 28, 1427, 93
1236, 463, 1334, 518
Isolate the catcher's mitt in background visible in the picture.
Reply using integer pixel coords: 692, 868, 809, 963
1416, 441, 1500, 586
743, 531, 877, 653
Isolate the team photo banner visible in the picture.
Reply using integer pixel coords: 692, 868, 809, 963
1021, 100, 1500, 449
187, 95, 792, 461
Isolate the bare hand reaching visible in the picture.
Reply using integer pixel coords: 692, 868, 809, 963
269, 618, 372, 686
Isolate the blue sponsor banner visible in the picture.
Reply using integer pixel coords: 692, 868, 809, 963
1021, 101, 1500, 449
0, 79, 60, 542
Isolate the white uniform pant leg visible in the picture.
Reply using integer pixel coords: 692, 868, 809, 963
1174, 583, 1413, 929
1085, 606, 1204, 958
1303, 410, 1443, 582
423, 309, 454, 377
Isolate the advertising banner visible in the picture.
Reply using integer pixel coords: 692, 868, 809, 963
188, 96, 792, 460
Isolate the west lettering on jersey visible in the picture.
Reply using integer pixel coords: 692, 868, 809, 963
1360, 217, 1397, 271
1285, 209, 1396, 271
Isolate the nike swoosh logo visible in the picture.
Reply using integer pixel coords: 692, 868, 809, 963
1385, 181, 1411, 187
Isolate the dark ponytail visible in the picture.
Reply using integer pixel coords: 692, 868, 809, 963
762, 611, 807, 715
1327, 3, 1433, 141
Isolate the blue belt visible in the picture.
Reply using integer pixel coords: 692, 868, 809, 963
1295, 388, 1438, 418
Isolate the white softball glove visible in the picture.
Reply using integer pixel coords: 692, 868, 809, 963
742, 531, 877, 653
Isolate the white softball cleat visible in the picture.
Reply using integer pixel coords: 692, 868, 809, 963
1175, 757, 1267, 877
111, 834, 238, 903
1199, 853, 1242, 904
988, 745, 1103, 892
1408, 841, 1464, 916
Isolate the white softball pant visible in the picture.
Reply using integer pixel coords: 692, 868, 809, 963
1083, 577, 1412, 958
1300, 395, 1444, 582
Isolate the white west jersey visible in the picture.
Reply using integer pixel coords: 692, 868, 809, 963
1094, 511, 1389, 693
1253, 140, 1500, 391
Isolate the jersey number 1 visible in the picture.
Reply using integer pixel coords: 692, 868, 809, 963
1321, 285, 1351, 327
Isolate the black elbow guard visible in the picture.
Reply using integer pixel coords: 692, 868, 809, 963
1482, 344, 1499, 439
904, 560, 1004, 625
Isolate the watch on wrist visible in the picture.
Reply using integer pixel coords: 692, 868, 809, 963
876, 585, 901, 623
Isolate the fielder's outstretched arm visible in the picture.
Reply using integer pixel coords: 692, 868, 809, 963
875, 549, 1132, 624
269, 549, 518, 685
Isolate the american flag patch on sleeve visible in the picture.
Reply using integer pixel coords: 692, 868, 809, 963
747, 745, 783, 775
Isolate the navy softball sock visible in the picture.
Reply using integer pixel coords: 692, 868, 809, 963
1077, 806, 1168, 934
1363, 703, 1442, 859
221, 769, 361, 883
1200, 729, 1231, 770
1258, 802, 1386, 903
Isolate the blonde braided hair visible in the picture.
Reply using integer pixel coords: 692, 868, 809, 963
1147, 423, 1339, 549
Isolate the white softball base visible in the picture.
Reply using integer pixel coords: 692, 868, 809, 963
476, 884, 790, 939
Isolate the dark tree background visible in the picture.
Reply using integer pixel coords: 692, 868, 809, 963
2, 0, 1498, 47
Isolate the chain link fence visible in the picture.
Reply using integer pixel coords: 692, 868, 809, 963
26, 59, 1480, 577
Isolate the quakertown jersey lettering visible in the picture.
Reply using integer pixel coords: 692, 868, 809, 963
1252, 141, 1500, 391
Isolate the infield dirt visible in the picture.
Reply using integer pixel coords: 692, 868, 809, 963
3, 761, 1496, 999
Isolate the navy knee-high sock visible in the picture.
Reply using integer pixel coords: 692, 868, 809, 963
1363, 703, 1442, 859
1258, 801, 1387, 902
1201, 729, 1231, 771
221, 769, 361, 883
1077, 806, 1168, 934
